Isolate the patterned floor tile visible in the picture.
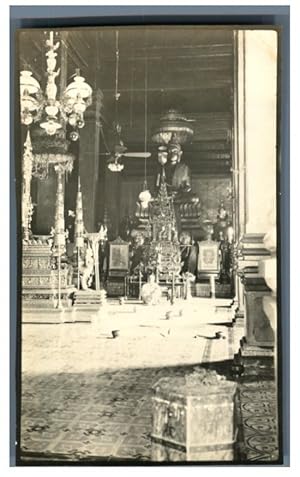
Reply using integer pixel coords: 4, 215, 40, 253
113, 445, 151, 460
20, 304, 279, 463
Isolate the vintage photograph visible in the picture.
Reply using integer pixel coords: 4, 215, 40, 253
17, 26, 279, 464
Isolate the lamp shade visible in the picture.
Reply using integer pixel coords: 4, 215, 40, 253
40, 118, 62, 136
64, 75, 92, 100
108, 162, 124, 172
20, 71, 41, 96
139, 189, 151, 203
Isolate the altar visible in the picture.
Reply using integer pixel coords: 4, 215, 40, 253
119, 166, 234, 302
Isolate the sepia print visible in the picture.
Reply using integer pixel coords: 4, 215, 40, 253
17, 25, 280, 464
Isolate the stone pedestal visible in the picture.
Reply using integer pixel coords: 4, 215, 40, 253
244, 278, 274, 347
234, 337, 274, 378
259, 256, 277, 333
234, 277, 275, 378
22, 241, 73, 311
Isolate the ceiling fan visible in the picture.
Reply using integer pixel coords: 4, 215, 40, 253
100, 123, 151, 172
100, 31, 151, 172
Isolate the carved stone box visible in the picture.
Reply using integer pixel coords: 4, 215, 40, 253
151, 372, 238, 462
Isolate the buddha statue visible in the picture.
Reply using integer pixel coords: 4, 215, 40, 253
156, 143, 192, 196
169, 144, 192, 193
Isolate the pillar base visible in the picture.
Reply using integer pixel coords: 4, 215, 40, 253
233, 309, 244, 328
233, 337, 274, 379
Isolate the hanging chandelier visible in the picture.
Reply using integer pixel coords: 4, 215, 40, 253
104, 30, 151, 173
138, 39, 152, 209
20, 31, 93, 139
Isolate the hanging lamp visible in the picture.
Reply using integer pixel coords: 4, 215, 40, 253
138, 42, 152, 209
108, 30, 124, 172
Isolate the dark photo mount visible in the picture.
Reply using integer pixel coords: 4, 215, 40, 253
10, 5, 290, 468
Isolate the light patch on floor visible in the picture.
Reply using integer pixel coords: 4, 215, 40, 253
19, 300, 278, 463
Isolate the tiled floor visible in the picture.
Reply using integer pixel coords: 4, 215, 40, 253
238, 379, 279, 462
19, 299, 279, 463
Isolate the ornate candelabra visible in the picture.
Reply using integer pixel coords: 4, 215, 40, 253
20, 31, 93, 310
20, 30, 93, 242
20, 31, 93, 139
74, 177, 84, 289
22, 130, 34, 241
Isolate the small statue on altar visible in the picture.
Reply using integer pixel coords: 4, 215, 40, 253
179, 231, 198, 275
214, 201, 229, 240
130, 231, 146, 274
98, 222, 108, 241
141, 273, 162, 305
183, 271, 196, 300
120, 214, 137, 241
99, 226, 109, 284
218, 230, 232, 284
80, 243, 94, 290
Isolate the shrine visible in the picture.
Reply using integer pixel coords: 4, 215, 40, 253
16, 25, 280, 465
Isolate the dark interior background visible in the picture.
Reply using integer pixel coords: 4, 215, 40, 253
18, 26, 234, 236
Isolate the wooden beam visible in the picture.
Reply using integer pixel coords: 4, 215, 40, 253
99, 82, 231, 94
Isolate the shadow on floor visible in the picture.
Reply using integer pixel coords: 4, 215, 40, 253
19, 358, 279, 465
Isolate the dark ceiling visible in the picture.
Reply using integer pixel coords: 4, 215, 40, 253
18, 26, 234, 175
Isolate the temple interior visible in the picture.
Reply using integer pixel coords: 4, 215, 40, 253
19, 27, 279, 464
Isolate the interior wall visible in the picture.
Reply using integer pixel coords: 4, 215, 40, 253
243, 30, 278, 234
192, 175, 232, 223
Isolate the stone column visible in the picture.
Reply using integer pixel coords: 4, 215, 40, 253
231, 30, 246, 326
232, 30, 278, 341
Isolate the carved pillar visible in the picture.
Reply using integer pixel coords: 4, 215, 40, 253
22, 130, 34, 241
53, 167, 66, 252
53, 160, 74, 309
